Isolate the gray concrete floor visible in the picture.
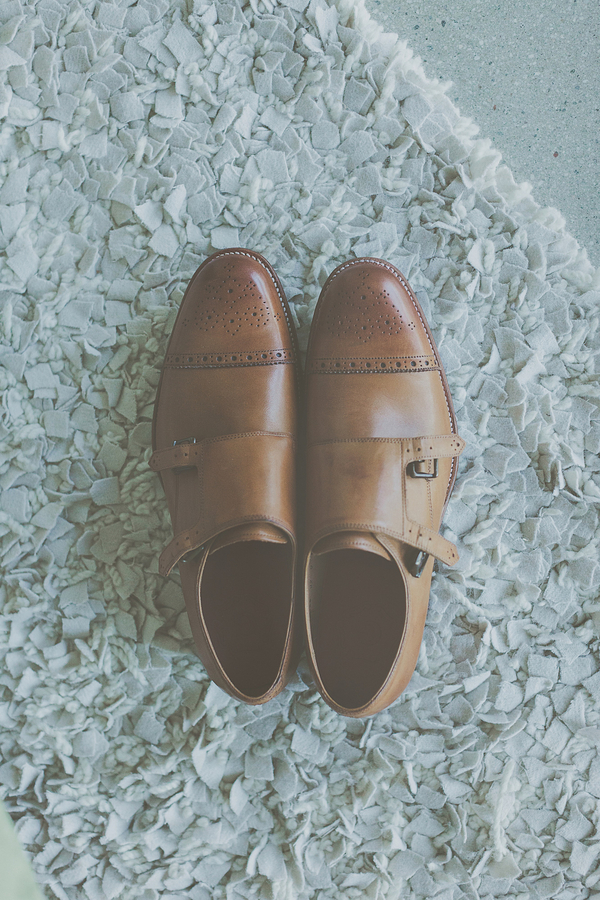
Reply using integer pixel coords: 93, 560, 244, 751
364, 0, 600, 268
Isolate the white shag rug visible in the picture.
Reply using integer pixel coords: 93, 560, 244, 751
1, 0, 600, 898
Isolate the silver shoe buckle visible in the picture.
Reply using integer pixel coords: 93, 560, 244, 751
409, 550, 429, 578
181, 545, 205, 564
173, 437, 197, 472
407, 458, 438, 479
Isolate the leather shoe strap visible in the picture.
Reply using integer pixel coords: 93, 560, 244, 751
149, 432, 296, 576
306, 433, 465, 565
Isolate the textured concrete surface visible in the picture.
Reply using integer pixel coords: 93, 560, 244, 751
364, 0, 600, 267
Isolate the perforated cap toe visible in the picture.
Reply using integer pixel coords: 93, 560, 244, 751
310, 259, 435, 364
167, 250, 294, 358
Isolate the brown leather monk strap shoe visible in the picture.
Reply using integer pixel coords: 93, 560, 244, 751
304, 257, 465, 717
150, 248, 302, 704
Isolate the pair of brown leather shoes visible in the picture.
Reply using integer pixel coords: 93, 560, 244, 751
150, 249, 465, 717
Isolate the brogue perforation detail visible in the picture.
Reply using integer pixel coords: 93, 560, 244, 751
322, 283, 415, 343
165, 348, 294, 368
310, 354, 438, 373
179, 273, 281, 336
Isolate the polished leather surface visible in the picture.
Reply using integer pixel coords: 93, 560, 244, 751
151, 249, 301, 704
304, 258, 465, 717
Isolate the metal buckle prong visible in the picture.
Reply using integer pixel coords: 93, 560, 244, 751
407, 458, 438, 479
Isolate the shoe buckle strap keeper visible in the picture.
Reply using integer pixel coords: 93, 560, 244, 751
305, 433, 466, 569
149, 431, 296, 577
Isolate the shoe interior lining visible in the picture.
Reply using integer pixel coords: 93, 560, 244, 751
309, 549, 406, 710
201, 541, 292, 698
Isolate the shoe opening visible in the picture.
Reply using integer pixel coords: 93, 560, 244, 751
309, 547, 406, 710
201, 539, 292, 698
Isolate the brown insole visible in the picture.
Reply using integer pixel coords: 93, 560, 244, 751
201, 541, 292, 698
310, 549, 406, 710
